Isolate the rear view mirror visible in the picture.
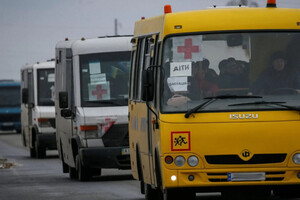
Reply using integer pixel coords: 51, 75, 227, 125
59, 92, 68, 109
61, 109, 72, 118
227, 34, 243, 47
22, 88, 28, 104
141, 67, 155, 102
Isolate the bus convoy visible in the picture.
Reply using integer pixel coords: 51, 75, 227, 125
54, 36, 132, 181
0, 80, 21, 133
15, 0, 300, 199
21, 60, 57, 158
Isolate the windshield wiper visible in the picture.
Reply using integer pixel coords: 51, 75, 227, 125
184, 95, 262, 118
229, 101, 300, 112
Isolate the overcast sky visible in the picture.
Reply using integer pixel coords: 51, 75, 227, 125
0, 0, 300, 80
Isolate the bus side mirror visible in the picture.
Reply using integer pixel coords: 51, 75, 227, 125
22, 88, 28, 104
61, 109, 72, 118
59, 92, 68, 109
141, 67, 155, 102
227, 34, 243, 47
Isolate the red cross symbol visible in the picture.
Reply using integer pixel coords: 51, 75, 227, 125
100, 118, 115, 133
92, 84, 107, 99
177, 38, 200, 59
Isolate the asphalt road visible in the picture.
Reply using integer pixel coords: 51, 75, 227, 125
0, 132, 143, 200
1, 132, 299, 200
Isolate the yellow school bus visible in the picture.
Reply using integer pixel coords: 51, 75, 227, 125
129, 1, 300, 199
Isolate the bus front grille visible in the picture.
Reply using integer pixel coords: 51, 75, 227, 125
205, 154, 287, 165
0, 114, 20, 122
102, 124, 129, 147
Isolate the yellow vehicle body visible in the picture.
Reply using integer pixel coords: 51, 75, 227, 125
129, 5, 300, 198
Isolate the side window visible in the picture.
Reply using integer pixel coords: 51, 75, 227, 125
144, 38, 151, 70
136, 38, 146, 101
28, 71, 34, 104
129, 50, 136, 100
66, 59, 73, 109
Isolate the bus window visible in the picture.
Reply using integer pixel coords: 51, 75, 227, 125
161, 32, 300, 113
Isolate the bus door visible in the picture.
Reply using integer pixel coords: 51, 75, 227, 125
27, 69, 34, 147
143, 34, 160, 185
55, 48, 74, 166
138, 35, 158, 184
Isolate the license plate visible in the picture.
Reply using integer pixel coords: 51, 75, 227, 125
228, 172, 265, 182
121, 148, 130, 155
2, 122, 13, 126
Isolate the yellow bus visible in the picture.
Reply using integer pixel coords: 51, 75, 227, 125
129, 1, 300, 199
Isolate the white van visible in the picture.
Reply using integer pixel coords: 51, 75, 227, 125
21, 60, 56, 158
55, 36, 132, 181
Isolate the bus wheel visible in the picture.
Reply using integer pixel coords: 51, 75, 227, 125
273, 186, 300, 198
69, 166, 77, 179
29, 146, 36, 158
145, 184, 161, 200
35, 139, 46, 159
91, 168, 101, 177
163, 189, 195, 200
76, 154, 91, 181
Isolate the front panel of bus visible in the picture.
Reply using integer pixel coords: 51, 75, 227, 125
159, 31, 300, 188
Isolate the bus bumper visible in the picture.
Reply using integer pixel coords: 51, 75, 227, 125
0, 121, 21, 132
163, 168, 300, 190
79, 146, 131, 169
37, 133, 57, 150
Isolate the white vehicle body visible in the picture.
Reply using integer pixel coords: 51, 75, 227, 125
55, 36, 132, 181
21, 61, 56, 158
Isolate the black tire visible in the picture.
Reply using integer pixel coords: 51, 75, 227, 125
29, 147, 36, 158
62, 160, 69, 173
163, 189, 195, 200
59, 142, 69, 173
145, 184, 161, 200
273, 186, 300, 198
90, 168, 101, 177
222, 188, 270, 200
35, 139, 46, 159
76, 154, 91, 181
69, 166, 77, 180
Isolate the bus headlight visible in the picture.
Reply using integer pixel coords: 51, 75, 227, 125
187, 156, 199, 167
293, 153, 300, 164
174, 156, 185, 167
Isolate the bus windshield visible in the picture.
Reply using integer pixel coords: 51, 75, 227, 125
37, 69, 55, 106
161, 32, 300, 113
0, 86, 20, 107
80, 51, 130, 107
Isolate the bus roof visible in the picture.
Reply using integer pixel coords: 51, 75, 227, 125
134, 7, 300, 38
71, 36, 132, 56
55, 39, 75, 49
22, 61, 55, 71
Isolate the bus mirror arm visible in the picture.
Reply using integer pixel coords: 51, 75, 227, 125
146, 102, 159, 130
142, 66, 160, 129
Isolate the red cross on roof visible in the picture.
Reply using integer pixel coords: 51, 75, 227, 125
92, 84, 107, 100
177, 38, 200, 59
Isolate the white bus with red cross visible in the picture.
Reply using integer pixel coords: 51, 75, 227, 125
54, 36, 132, 181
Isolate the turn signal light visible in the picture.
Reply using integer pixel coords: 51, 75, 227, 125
80, 125, 98, 131
165, 156, 173, 164
38, 118, 49, 122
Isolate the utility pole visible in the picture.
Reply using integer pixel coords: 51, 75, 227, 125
114, 18, 118, 35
